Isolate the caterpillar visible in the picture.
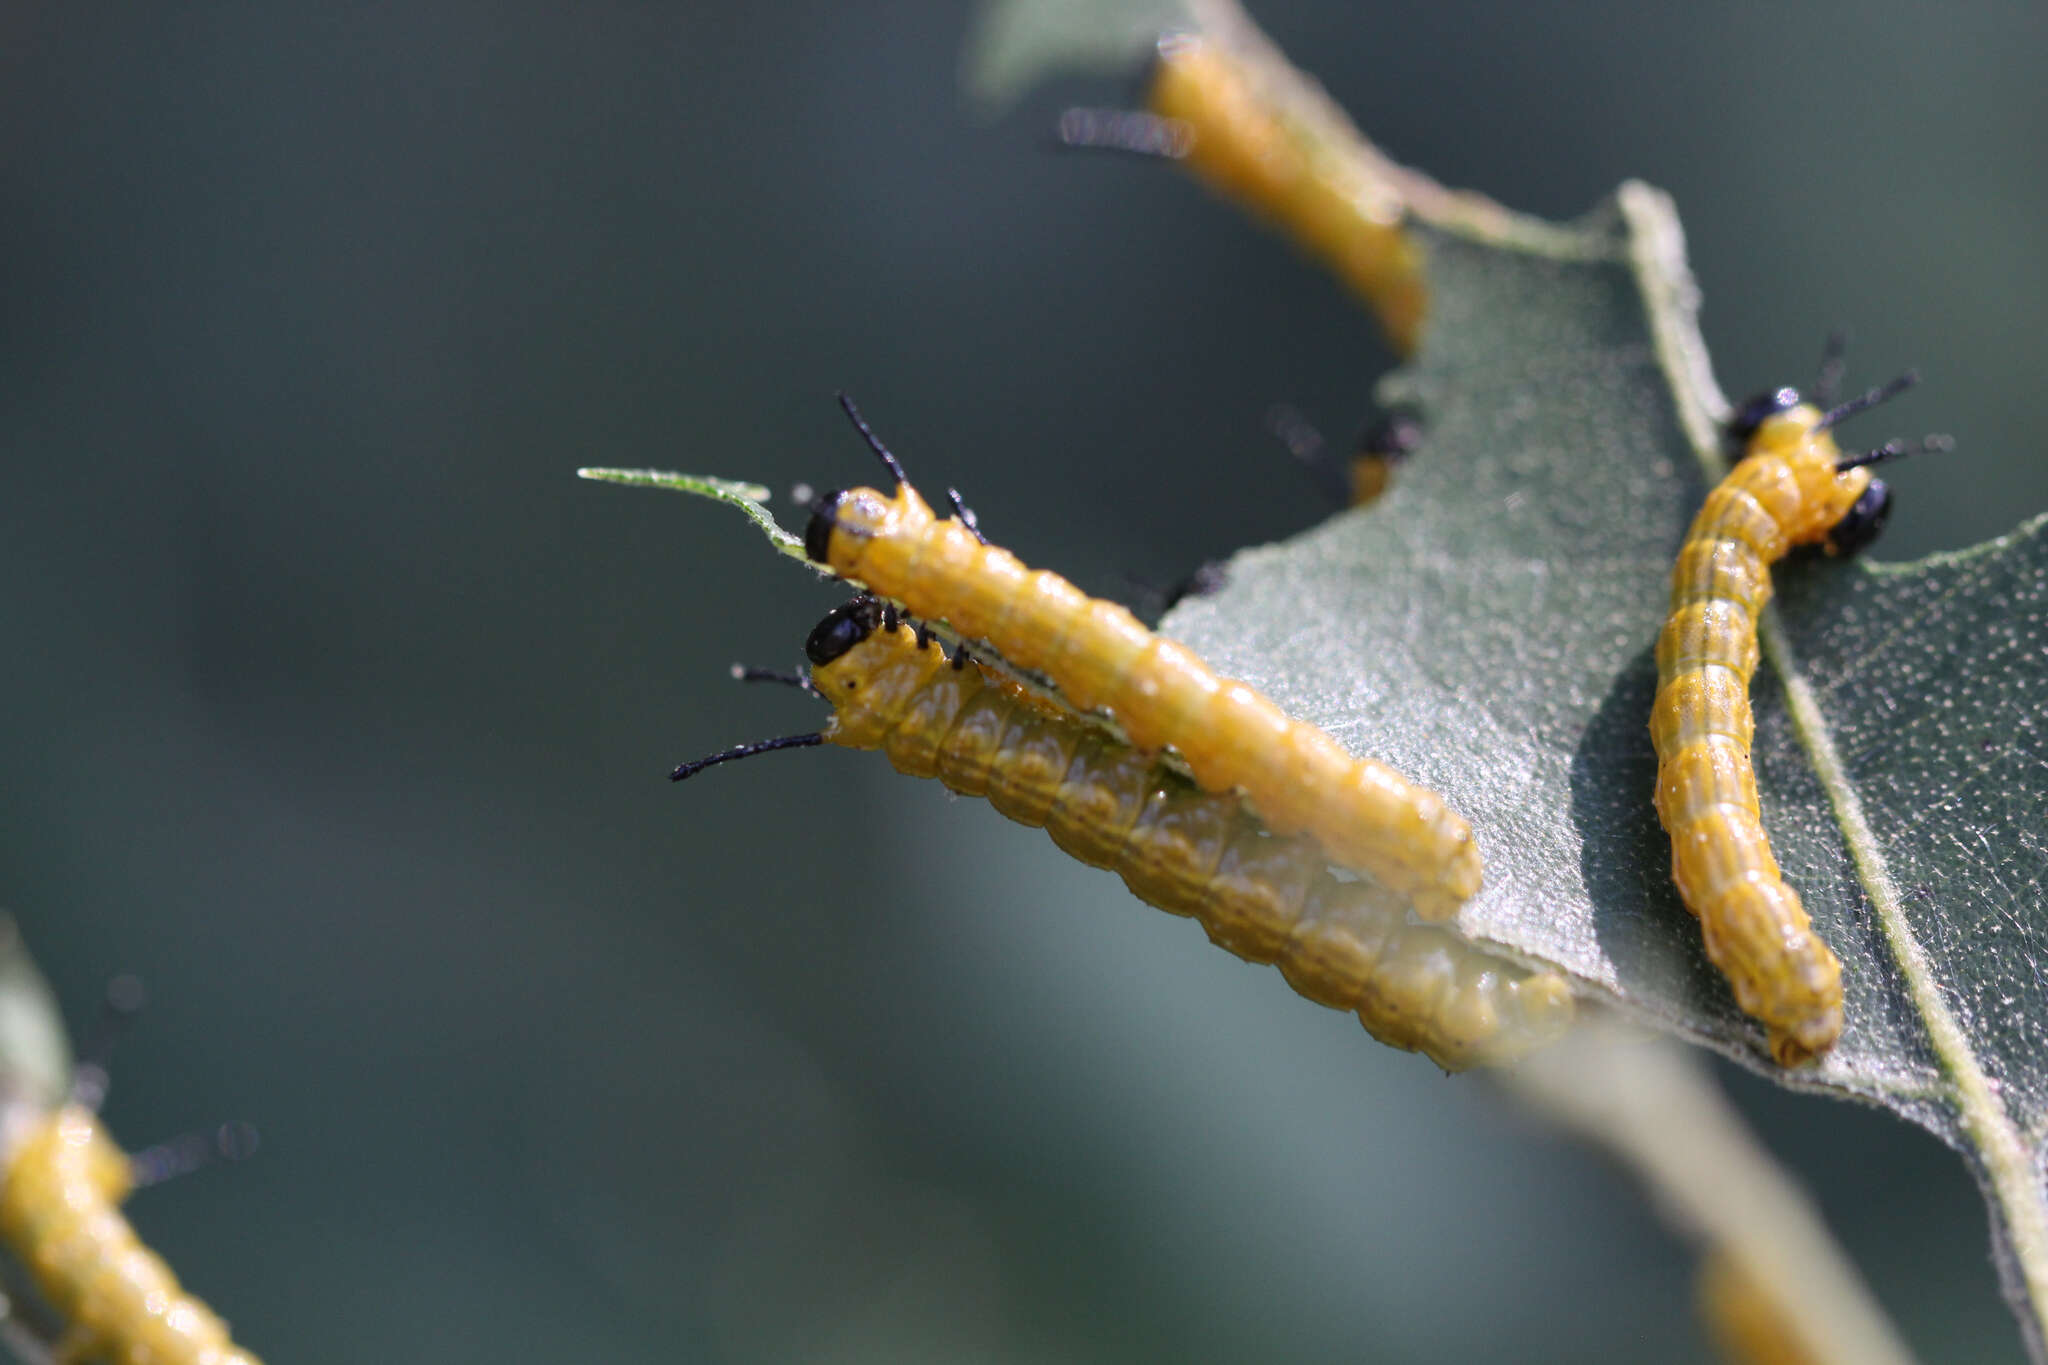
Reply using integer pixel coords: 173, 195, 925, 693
0, 982, 263, 1365
805, 395, 1483, 921
1058, 33, 1427, 353
1653, 356, 1945, 1066
674, 598, 1572, 1069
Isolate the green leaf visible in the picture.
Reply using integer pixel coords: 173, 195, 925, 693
575, 469, 813, 569
964, 7, 2048, 1342
1152, 192, 2048, 1350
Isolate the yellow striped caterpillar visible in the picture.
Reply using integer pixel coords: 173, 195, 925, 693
806, 395, 1484, 921
674, 598, 1571, 1070
0, 981, 263, 1365
1653, 357, 1945, 1065
1058, 33, 1426, 353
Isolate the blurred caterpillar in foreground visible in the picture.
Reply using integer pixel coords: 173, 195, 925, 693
674, 598, 1571, 1070
1059, 32, 1427, 353
806, 395, 1482, 921
1695, 1250, 1822, 1365
0, 980, 262, 1365
1653, 351, 1945, 1066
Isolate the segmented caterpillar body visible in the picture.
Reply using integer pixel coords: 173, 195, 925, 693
0, 1104, 261, 1365
806, 402, 1482, 921
683, 599, 1569, 1069
1652, 373, 1927, 1065
1142, 34, 1426, 353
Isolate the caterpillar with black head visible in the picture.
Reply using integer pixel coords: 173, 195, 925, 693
1058, 32, 1426, 353
1653, 348, 1946, 1066
0, 979, 263, 1365
805, 395, 1482, 921
674, 598, 1570, 1070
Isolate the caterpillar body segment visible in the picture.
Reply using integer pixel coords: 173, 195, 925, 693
806, 435, 1481, 921
1652, 375, 1927, 1066
1142, 35, 1427, 353
0, 1104, 262, 1365
789, 598, 1570, 1070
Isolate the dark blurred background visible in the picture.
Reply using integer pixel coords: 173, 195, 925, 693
1, 2, 2040, 1360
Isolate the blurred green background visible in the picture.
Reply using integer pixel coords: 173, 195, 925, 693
1, 2, 2041, 1360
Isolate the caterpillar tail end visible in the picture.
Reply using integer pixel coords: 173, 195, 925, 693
1509, 972, 1577, 1049
1408, 844, 1483, 923
1410, 889, 1455, 921
1753, 943, 1843, 1068
1399, 968, 1575, 1073
1766, 1007, 1843, 1069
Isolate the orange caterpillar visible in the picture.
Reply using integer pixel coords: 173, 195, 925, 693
1059, 33, 1426, 353
676, 599, 1570, 1068
806, 396, 1483, 921
1653, 361, 1941, 1065
0, 994, 262, 1364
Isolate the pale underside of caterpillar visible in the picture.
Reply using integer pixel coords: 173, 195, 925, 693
1058, 33, 1427, 355
1652, 374, 1918, 1066
806, 404, 1483, 923
0, 1104, 262, 1365
687, 599, 1572, 1071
